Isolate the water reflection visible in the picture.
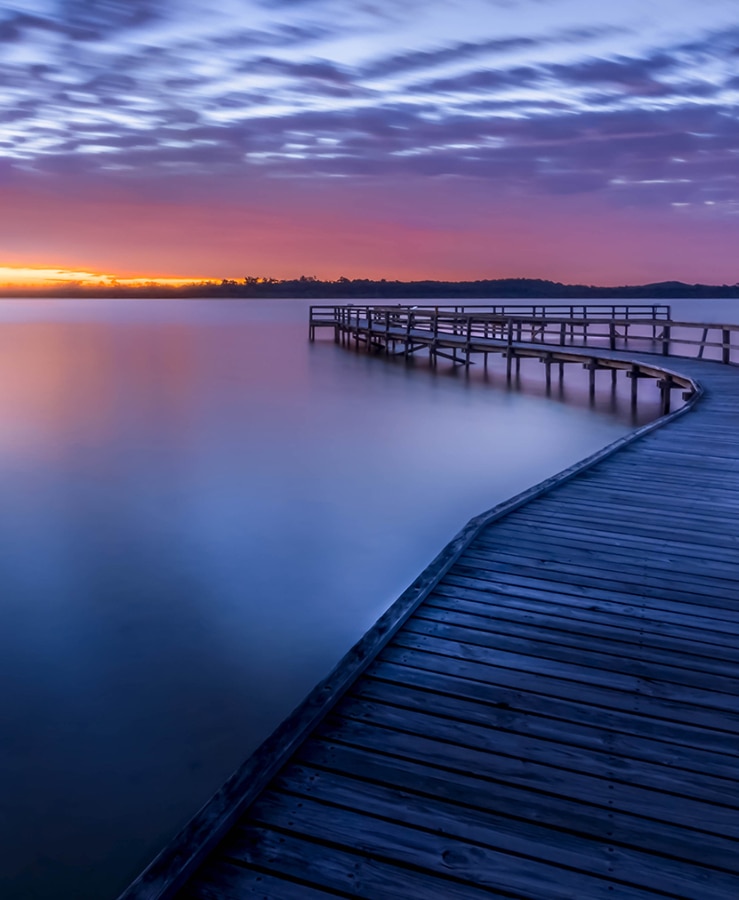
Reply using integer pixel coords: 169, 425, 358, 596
0, 299, 668, 898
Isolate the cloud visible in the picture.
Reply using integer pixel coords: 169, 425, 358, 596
363, 36, 539, 79
1, 3, 737, 220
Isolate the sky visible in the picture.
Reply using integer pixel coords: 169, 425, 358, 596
1, 0, 738, 286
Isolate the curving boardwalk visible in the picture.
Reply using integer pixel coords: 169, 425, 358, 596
122, 338, 739, 900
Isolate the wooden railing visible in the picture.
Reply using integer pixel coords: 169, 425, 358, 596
309, 302, 670, 338
311, 304, 739, 365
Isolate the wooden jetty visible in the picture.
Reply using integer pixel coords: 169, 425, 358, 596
121, 305, 739, 900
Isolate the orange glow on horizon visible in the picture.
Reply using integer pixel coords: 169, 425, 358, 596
0, 266, 211, 290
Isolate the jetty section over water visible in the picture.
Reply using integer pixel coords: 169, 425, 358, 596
122, 305, 739, 900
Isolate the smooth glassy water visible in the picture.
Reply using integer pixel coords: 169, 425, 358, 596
0, 297, 732, 899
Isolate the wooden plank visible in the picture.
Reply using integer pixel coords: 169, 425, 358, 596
461, 546, 739, 601
317, 716, 739, 839
475, 540, 739, 586
364, 661, 739, 755
269, 764, 739, 897
393, 629, 739, 700
243, 792, 667, 900
332, 698, 739, 808
403, 615, 739, 686
216, 825, 511, 900
351, 678, 739, 779
522, 496, 739, 533
502, 508, 739, 551
483, 518, 739, 567
297, 739, 739, 872
455, 553, 739, 609
472, 529, 739, 581
598, 462, 739, 485
528, 492, 739, 529
183, 862, 334, 899
417, 600, 739, 670
463, 542, 739, 603
561, 481, 739, 513
379, 644, 739, 733
427, 587, 739, 651
443, 570, 739, 627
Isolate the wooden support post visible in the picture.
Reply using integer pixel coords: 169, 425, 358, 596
629, 365, 639, 406
659, 377, 672, 415
506, 349, 513, 381
662, 325, 671, 356
609, 323, 616, 351
723, 328, 731, 364
544, 356, 552, 390
586, 360, 596, 398
698, 327, 708, 359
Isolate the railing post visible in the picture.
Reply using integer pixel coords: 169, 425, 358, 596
723, 328, 731, 364
662, 325, 671, 356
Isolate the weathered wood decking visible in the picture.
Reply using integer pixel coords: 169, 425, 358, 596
122, 319, 739, 900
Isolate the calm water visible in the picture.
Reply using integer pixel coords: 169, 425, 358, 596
0, 297, 734, 899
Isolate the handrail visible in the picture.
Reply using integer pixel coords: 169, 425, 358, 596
309, 302, 670, 324
311, 305, 739, 366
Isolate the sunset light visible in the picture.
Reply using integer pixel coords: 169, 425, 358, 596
0, 266, 206, 290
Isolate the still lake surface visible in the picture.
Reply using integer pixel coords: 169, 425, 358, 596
0, 297, 735, 899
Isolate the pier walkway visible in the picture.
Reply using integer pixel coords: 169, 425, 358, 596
122, 309, 739, 900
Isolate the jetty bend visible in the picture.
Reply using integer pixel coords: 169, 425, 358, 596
122, 304, 739, 900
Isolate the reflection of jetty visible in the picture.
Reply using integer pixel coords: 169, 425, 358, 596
122, 304, 739, 900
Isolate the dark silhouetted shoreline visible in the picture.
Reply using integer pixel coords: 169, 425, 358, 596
2, 277, 739, 300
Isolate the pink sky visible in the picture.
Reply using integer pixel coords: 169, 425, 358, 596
1, 173, 737, 286
1, 0, 738, 286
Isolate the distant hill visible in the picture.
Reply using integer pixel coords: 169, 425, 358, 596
3, 277, 739, 300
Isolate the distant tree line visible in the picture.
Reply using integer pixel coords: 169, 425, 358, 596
4, 277, 739, 300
